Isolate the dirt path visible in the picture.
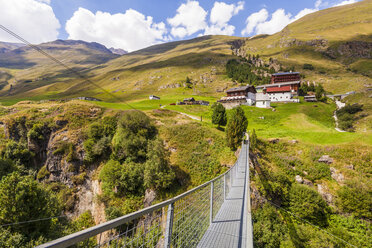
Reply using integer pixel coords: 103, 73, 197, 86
180, 112, 201, 121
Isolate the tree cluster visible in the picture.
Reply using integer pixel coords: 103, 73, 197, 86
299, 82, 327, 101
226, 59, 271, 85
336, 103, 363, 131
99, 111, 175, 198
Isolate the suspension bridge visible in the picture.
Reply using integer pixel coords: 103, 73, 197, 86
37, 138, 253, 248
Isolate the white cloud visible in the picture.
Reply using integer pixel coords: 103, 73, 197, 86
65, 8, 167, 52
167, 0, 207, 38
0, 0, 60, 44
210, 1, 244, 26
36, 0, 51, 4
255, 9, 293, 35
242, 0, 322, 36
204, 24, 236, 35
333, 0, 357, 6
205, 1, 244, 35
241, 9, 268, 36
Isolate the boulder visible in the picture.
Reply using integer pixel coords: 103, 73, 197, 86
344, 164, 354, 170
330, 167, 344, 183
317, 184, 333, 204
303, 179, 313, 186
268, 138, 279, 144
143, 189, 156, 208
295, 175, 303, 184
318, 155, 333, 164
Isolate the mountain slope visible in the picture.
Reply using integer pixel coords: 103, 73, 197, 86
0, 35, 242, 102
0, 39, 119, 98
238, 0, 372, 132
0, 41, 25, 53
0, 1, 371, 132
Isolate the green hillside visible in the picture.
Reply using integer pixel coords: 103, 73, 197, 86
0, 2, 371, 246
0, 1, 371, 132
0, 40, 118, 97
0, 35, 241, 104
240, 0, 372, 133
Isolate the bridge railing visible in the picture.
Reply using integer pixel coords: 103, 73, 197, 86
37, 153, 239, 248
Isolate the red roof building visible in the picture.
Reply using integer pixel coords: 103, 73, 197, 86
255, 72, 301, 103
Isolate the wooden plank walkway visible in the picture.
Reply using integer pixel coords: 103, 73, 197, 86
197, 142, 253, 248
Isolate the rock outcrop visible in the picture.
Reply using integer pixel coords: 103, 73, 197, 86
326, 41, 372, 59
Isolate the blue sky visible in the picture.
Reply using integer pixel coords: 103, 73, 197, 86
0, 0, 359, 52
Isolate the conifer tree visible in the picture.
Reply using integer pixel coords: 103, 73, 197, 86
226, 106, 248, 150
212, 103, 227, 128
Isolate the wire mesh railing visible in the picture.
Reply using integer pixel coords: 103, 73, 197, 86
36, 154, 238, 248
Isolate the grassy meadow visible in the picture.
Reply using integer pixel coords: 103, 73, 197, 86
89, 96, 372, 146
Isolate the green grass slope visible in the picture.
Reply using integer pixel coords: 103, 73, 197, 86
241, 0, 372, 132
0, 40, 118, 97
0, 35, 242, 104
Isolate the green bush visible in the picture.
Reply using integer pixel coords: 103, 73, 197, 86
144, 139, 175, 191
0, 172, 60, 239
37, 165, 50, 180
99, 160, 144, 196
105, 206, 123, 221
288, 184, 330, 227
0, 227, 24, 248
337, 185, 372, 219
112, 111, 156, 162
0, 158, 17, 179
27, 123, 45, 141
336, 104, 363, 131
84, 136, 111, 163
306, 162, 331, 181
303, 64, 314, 70
71, 211, 96, 247
328, 214, 372, 247
1, 140, 33, 167
72, 211, 95, 231
101, 116, 117, 137
83, 117, 117, 163
120, 162, 145, 195
258, 169, 292, 204
53, 141, 71, 156
253, 204, 287, 247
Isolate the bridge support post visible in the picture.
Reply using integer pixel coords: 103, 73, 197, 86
223, 174, 226, 201
164, 203, 174, 248
210, 181, 214, 224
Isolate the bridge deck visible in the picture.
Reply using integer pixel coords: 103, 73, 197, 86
197, 143, 252, 248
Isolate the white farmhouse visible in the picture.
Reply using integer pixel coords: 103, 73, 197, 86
218, 85, 256, 109
256, 92, 271, 108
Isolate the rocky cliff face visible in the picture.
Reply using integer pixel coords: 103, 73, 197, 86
325, 41, 372, 59
1, 105, 106, 222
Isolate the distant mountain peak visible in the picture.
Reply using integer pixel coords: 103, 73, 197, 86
45, 39, 113, 54
109, 47, 128, 55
